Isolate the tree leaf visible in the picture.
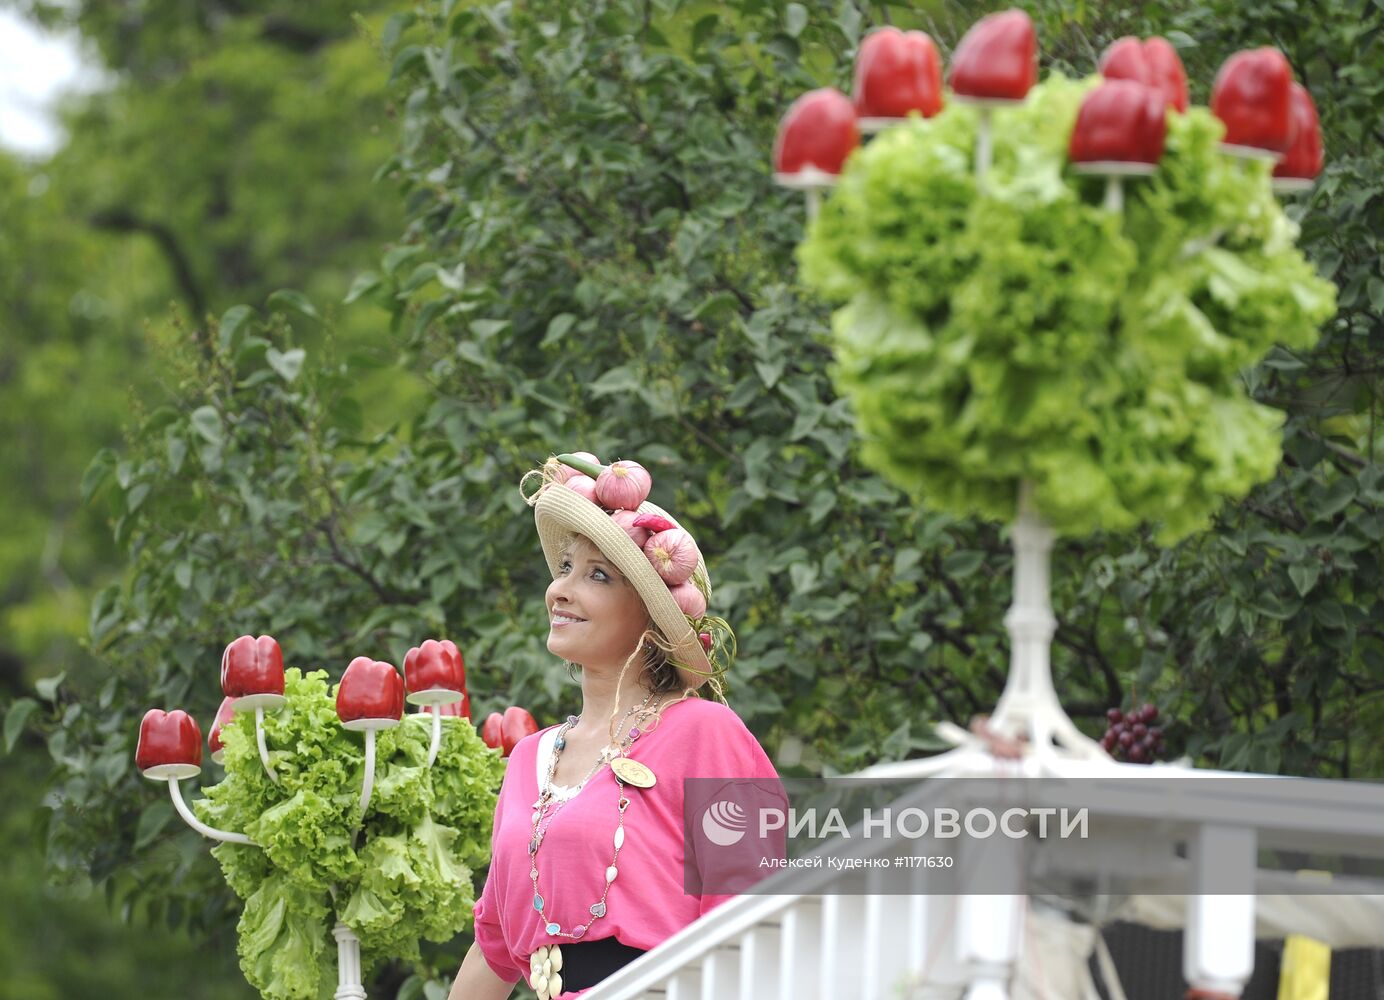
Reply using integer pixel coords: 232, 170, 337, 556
4, 698, 38, 753
785, 3, 808, 38
266, 288, 321, 322
1288, 562, 1320, 597
35, 673, 65, 702
943, 550, 985, 578
266, 347, 307, 382
190, 406, 224, 446
218, 304, 256, 351
133, 801, 174, 850
541, 313, 577, 347
343, 271, 383, 305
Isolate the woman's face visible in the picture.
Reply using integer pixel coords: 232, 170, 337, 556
546, 535, 651, 671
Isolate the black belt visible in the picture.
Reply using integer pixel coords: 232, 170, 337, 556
547, 936, 647, 991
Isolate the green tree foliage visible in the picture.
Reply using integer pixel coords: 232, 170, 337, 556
15, 0, 1383, 996
1, 1, 414, 997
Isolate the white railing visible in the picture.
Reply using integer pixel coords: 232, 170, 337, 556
584, 758, 1384, 999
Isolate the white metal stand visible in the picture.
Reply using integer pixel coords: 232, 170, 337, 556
333, 922, 368, 1000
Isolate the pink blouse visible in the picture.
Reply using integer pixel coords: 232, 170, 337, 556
471, 696, 783, 997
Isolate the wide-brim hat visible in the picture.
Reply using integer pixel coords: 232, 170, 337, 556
528, 470, 720, 693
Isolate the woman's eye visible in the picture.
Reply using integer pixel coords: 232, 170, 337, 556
591, 569, 609, 582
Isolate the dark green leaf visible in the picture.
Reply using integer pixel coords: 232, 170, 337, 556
4, 698, 38, 753
266, 288, 321, 322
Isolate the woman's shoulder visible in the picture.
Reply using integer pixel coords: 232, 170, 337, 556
657, 694, 758, 741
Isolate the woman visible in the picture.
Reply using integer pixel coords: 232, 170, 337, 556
447, 453, 783, 1000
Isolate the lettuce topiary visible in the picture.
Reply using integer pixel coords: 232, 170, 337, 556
799, 73, 1336, 542
194, 668, 504, 1000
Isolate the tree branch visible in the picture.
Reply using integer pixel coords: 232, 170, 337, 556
89, 208, 206, 322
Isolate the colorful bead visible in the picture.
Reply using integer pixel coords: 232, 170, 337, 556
573, 925, 587, 938
589, 901, 606, 917
533, 894, 544, 911
546, 922, 561, 934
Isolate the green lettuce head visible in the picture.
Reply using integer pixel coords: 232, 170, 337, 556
799, 74, 1335, 543
197, 668, 505, 1000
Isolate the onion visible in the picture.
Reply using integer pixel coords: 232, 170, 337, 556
669, 581, 708, 619
643, 528, 699, 586
595, 460, 652, 511
610, 509, 652, 548
565, 474, 598, 502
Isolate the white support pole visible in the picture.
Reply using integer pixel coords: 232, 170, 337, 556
1103, 176, 1124, 214
427, 704, 442, 768
359, 729, 377, 823
333, 922, 367, 1000
805, 188, 821, 224
990, 482, 1105, 759
255, 705, 279, 785
956, 832, 1024, 1000
975, 108, 994, 188
1184, 825, 1256, 998
168, 779, 256, 846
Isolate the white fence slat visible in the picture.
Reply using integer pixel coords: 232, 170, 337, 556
699, 943, 739, 1000
738, 923, 781, 998
779, 897, 823, 1000
663, 966, 701, 1000
821, 895, 869, 996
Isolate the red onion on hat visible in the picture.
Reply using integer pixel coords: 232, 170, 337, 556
644, 528, 700, 585
564, 474, 598, 503
595, 460, 652, 510
610, 509, 652, 547
670, 581, 708, 619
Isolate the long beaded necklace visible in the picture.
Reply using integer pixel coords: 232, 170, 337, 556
527, 689, 668, 940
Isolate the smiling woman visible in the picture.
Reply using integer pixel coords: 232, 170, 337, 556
445, 451, 785, 1000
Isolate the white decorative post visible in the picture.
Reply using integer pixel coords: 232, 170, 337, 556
989, 482, 1106, 760
1184, 825, 1257, 998
333, 922, 368, 1000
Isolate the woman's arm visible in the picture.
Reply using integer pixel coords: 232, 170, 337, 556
446, 940, 516, 1000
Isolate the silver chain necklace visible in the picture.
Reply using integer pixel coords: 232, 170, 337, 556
527, 689, 663, 939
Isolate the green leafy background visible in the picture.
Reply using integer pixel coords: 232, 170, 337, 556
0, 0, 1380, 997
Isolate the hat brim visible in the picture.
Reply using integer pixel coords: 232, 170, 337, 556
533, 484, 715, 691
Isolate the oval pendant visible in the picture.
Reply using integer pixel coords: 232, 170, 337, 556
546, 921, 561, 935
606, 865, 618, 883
613, 827, 625, 850
611, 757, 656, 788
533, 894, 544, 912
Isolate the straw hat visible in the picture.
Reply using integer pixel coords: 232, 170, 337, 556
523, 454, 730, 695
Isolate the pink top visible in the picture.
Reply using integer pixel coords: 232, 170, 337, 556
472, 696, 783, 997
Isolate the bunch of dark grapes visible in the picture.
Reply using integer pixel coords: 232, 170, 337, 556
1101, 703, 1164, 764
